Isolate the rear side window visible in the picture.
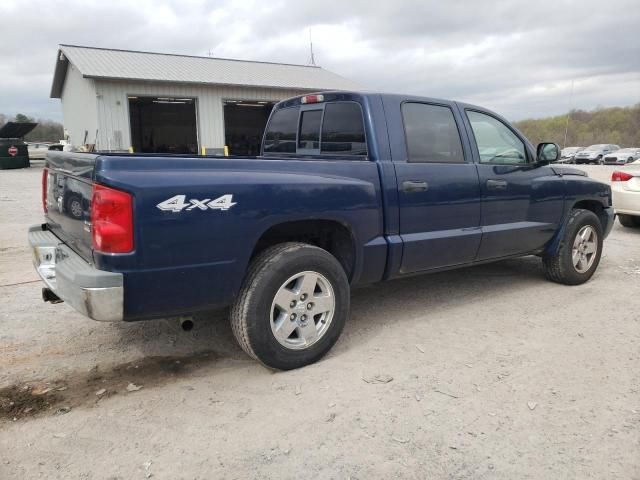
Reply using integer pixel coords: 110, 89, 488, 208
402, 103, 465, 163
263, 107, 298, 153
321, 103, 367, 155
264, 101, 367, 157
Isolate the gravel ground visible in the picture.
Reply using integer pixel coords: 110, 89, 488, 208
0, 164, 638, 479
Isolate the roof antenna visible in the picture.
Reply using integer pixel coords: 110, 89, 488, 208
308, 29, 316, 66
207, 48, 214, 57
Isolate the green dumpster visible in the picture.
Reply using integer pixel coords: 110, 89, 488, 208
0, 122, 37, 169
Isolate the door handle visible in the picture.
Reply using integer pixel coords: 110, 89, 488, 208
402, 180, 428, 193
486, 179, 508, 190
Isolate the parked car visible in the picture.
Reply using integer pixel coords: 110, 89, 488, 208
27, 142, 50, 160
558, 146, 584, 163
603, 147, 640, 165
29, 91, 614, 370
611, 163, 640, 227
574, 144, 620, 164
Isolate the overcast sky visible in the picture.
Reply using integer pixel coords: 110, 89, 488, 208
1, 0, 638, 121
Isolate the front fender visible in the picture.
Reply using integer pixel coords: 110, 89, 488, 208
543, 176, 613, 256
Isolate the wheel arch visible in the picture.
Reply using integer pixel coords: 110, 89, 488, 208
249, 219, 357, 282
544, 199, 608, 257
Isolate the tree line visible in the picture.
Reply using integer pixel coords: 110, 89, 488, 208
0, 113, 64, 143
514, 104, 640, 148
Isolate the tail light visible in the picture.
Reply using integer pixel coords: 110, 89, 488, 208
91, 184, 134, 253
42, 168, 48, 213
612, 171, 633, 182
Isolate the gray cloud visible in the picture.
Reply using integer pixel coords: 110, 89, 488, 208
1, 0, 638, 121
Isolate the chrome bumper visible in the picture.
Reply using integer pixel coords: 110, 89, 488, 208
28, 225, 124, 321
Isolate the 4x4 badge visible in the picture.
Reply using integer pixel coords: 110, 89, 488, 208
156, 194, 236, 212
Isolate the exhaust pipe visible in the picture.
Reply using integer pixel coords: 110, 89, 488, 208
42, 288, 63, 304
180, 317, 195, 331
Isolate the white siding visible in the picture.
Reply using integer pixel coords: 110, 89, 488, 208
93, 79, 304, 151
60, 65, 98, 147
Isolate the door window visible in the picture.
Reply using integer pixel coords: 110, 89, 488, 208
466, 111, 528, 164
402, 103, 465, 163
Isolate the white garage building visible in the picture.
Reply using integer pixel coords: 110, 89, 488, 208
50, 45, 360, 155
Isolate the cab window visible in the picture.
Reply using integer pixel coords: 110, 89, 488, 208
466, 111, 528, 164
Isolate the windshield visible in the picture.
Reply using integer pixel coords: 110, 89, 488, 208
584, 144, 606, 151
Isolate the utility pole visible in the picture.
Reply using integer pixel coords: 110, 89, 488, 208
308, 29, 316, 66
563, 79, 574, 149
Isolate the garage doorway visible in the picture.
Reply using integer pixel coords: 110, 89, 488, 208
128, 96, 198, 154
223, 100, 275, 155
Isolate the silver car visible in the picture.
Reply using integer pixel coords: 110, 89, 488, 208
26, 142, 50, 160
603, 147, 640, 165
574, 144, 620, 165
558, 146, 584, 164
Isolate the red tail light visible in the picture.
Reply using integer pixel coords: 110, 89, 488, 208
42, 168, 48, 213
612, 171, 633, 182
91, 184, 134, 253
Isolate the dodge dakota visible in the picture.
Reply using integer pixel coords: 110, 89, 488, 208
30, 91, 614, 369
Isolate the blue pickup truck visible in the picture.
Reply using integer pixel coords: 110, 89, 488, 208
30, 91, 614, 369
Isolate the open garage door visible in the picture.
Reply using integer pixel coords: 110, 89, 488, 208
224, 101, 275, 155
129, 96, 198, 154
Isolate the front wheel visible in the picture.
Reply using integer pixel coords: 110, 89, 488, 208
542, 209, 603, 285
230, 243, 349, 370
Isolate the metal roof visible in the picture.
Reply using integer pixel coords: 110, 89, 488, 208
51, 45, 360, 98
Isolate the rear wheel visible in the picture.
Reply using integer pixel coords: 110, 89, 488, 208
230, 242, 349, 370
543, 209, 603, 285
618, 214, 640, 228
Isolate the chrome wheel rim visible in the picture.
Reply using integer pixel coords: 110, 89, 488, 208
270, 271, 335, 350
70, 200, 82, 218
572, 225, 598, 273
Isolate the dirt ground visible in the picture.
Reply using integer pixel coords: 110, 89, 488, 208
1, 164, 638, 479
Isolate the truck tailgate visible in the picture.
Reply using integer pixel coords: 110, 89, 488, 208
44, 151, 99, 263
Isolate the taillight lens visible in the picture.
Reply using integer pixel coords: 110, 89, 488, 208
612, 171, 633, 182
91, 184, 134, 253
42, 168, 48, 213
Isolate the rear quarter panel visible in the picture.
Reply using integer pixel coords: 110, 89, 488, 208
93, 156, 385, 320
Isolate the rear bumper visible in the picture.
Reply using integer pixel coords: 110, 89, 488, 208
613, 185, 640, 216
28, 225, 124, 321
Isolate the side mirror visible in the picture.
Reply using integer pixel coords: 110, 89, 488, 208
537, 142, 560, 163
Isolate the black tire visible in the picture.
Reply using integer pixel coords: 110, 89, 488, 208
230, 242, 350, 370
542, 209, 603, 285
618, 214, 640, 228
